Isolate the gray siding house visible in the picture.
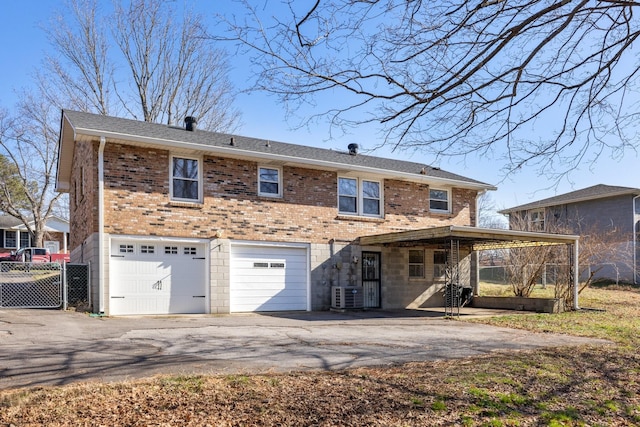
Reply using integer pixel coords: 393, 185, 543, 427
500, 184, 640, 284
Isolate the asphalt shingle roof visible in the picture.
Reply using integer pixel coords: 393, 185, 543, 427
0, 215, 22, 229
500, 184, 640, 213
62, 110, 492, 188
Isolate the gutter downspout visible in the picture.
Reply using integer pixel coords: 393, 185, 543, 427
633, 195, 639, 285
98, 136, 106, 314
573, 238, 580, 310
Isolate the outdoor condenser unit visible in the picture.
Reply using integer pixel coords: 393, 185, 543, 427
331, 286, 364, 309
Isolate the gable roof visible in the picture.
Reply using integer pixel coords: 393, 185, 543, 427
0, 215, 22, 229
0, 215, 69, 232
499, 184, 640, 214
56, 110, 495, 193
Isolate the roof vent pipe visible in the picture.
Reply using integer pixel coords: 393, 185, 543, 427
230, 137, 235, 146
348, 143, 359, 155
184, 116, 197, 131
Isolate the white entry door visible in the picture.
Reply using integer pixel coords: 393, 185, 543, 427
44, 240, 60, 254
230, 244, 308, 312
109, 239, 207, 315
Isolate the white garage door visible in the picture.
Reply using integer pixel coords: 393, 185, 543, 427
230, 244, 308, 312
109, 239, 207, 315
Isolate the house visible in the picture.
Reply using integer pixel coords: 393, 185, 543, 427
56, 110, 583, 316
0, 214, 69, 256
499, 184, 640, 284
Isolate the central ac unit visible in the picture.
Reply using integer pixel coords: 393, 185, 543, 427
331, 286, 364, 309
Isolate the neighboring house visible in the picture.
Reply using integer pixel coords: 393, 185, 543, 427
499, 184, 640, 284
56, 110, 505, 316
0, 215, 69, 256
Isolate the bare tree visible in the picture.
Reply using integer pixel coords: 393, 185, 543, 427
477, 192, 507, 229
501, 213, 632, 308
43, 0, 240, 132
0, 95, 63, 247
224, 0, 640, 178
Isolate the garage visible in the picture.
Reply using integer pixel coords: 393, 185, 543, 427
230, 243, 309, 312
109, 239, 208, 315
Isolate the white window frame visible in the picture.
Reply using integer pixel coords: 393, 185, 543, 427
528, 209, 545, 231
429, 188, 451, 213
258, 166, 282, 198
433, 250, 447, 280
409, 249, 425, 278
4, 230, 17, 249
338, 176, 383, 217
170, 155, 202, 203
19, 232, 30, 248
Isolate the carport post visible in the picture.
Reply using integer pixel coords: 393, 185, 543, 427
573, 239, 579, 310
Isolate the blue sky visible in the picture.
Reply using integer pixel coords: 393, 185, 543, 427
1, 1, 638, 213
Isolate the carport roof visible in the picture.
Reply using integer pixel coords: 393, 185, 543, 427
359, 225, 579, 250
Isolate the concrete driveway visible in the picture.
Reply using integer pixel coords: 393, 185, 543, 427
0, 308, 606, 390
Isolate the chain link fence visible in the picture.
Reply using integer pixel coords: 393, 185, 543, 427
0, 262, 90, 309
0, 262, 62, 308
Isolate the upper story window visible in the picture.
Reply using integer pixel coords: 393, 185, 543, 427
170, 155, 201, 202
258, 166, 282, 197
528, 209, 545, 231
429, 188, 450, 213
338, 177, 382, 217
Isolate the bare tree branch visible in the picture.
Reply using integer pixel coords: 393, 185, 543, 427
43, 0, 241, 132
0, 95, 63, 247
223, 0, 640, 179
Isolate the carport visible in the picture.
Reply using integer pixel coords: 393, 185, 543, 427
359, 225, 580, 312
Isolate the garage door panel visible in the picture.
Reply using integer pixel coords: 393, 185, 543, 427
232, 289, 307, 298
230, 244, 308, 312
110, 239, 207, 315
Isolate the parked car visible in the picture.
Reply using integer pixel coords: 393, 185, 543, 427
0, 247, 51, 263
0, 247, 70, 272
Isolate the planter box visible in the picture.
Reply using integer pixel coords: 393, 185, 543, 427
472, 296, 565, 313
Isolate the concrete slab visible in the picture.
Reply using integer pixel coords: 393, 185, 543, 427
0, 308, 607, 390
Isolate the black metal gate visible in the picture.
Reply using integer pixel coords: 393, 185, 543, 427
362, 252, 381, 308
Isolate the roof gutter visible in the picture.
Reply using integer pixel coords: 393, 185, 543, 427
70, 126, 496, 192
499, 189, 640, 214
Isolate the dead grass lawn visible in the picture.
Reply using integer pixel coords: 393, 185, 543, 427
1, 286, 639, 426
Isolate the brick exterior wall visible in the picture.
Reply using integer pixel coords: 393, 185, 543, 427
69, 139, 483, 313
87, 143, 478, 244
69, 139, 99, 249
